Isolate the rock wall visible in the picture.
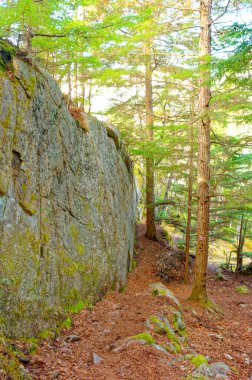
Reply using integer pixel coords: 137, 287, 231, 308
0, 42, 136, 338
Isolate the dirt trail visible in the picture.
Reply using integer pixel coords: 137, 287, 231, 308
28, 224, 252, 380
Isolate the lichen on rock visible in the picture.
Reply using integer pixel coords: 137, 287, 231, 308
0, 42, 137, 338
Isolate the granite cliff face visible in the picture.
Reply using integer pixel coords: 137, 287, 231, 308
0, 42, 136, 337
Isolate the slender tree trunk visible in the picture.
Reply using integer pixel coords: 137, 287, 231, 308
184, 122, 195, 284
161, 175, 173, 213
88, 80, 92, 114
189, 0, 212, 302
80, 74, 86, 111
236, 216, 245, 278
145, 41, 157, 240
24, 25, 32, 53
74, 62, 79, 107
67, 52, 72, 109
52, 53, 55, 79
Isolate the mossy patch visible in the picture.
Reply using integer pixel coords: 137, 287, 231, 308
67, 300, 93, 314
0, 340, 32, 380
172, 311, 187, 338
162, 342, 177, 354
235, 285, 248, 294
0, 353, 31, 379
0, 40, 16, 71
129, 332, 156, 345
150, 283, 182, 310
190, 354, 208, 367
202, 299, 223, 314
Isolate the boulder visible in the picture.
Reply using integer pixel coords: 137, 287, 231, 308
0, 42, 136, 337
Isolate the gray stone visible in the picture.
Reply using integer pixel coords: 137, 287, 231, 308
216, 269, 228, 281
209, 362, 230, 376
150, 283, 181, 309
50, 370, 60, 379
192, 363, 213, 379
0, 45, 136, 338
92, 352, 103, 365
65, 334, 81, 343
223, 353, 233, 360
61, 347, 73, 355
102, 328, 112, 335
193, 362, 231, 380
208, 333, 224, 341
19, 365, 32, 379
152, 343, 170, 355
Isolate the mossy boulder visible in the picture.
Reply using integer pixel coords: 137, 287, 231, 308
0, 42, 136, 338
150, 282, 182, 310
0, 40, 15, 71
192, 362, 231, 379
147, 315, 182, 353
172, 310, 187, 338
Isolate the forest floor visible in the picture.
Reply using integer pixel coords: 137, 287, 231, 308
25, 224, 252, 380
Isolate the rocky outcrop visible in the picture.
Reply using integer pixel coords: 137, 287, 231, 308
0, 41, 136, 337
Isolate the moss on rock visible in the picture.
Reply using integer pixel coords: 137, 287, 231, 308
190, 355, 208, 367
129, 332, 156, 345
0, 353, 32, 380
0, 40, 16, 71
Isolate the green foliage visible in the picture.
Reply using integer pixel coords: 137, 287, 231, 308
37, 329, 53, 340
119, 285, 127, 293
235, 285, 248, 294
67, 300, 92, 314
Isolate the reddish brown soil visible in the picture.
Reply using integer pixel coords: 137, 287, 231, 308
26, 224, 252, 380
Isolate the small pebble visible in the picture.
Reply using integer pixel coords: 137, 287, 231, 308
65, 334, 81, 343
223, 353, 233, 360
61, 347, 72, 355
92, 352, 103, 365
50, 370, 60, 379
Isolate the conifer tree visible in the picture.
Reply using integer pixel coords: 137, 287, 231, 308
189, 0, 212, 303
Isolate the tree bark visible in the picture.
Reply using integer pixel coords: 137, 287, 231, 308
67, 52, 72, 109
24, 25, 33, 53
184, 121, 195, 284
189, 0, 212, 302
80, 74, 86, 111
87, 79, 92, 114
236, 216, 245, 278
145, 41, 157, 240
74, 62, 79, 107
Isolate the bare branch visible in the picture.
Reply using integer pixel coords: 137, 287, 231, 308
210, 0, 232, 25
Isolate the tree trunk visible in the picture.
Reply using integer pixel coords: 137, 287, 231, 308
145, 42, 157, 240
189, 0, 212, 302
80, 75, 86, 111
161, 175, 173, 213
74, 62, 79, 107
184, 121, 195, 284
24, 25, 32, 53
67, 52, 72, 109
88, 79, 92, 114
236, 216, 245, 278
